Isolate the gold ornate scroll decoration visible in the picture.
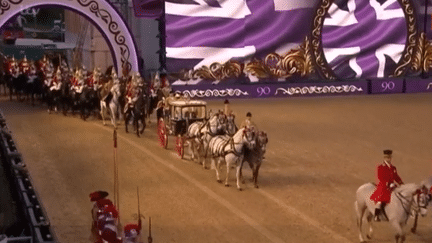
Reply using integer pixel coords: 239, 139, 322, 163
173, 61, 243, 81
170, 37, 315, 81
310, 0, 336, 80
422, 34, 432, 72
245, 36, 315, 78
392, 0, 418, 77
244, 36, 315, 79
412, 32, 432, 73
411, 32, 425, 73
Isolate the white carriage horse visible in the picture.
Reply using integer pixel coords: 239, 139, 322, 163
186, 111, 227, 168
355, 183, 428, 243
225, 113, 238, 136
240, 130, 268, 188
208, 127, 257, 191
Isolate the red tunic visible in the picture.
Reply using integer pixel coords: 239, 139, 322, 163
370, 161, 403, 204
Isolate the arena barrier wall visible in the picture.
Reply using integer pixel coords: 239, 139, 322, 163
172, 78, 432, 99
0, 111, 56, 243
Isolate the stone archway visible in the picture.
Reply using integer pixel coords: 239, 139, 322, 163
0, 0, 139, 76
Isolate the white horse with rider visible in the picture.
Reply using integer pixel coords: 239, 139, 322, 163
355, 182, 429, 243
100, 70, 123, 128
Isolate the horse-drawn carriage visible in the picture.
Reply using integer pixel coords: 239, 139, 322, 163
157, 99, 207, 158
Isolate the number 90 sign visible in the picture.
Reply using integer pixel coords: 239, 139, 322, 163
257, 86, 271, 97
381, 81, 395, 92
371, 80, 403, 94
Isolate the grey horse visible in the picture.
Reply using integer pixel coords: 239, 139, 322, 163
355, 183, 427, 243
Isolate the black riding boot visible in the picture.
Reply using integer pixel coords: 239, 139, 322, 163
374, 208, 381, 222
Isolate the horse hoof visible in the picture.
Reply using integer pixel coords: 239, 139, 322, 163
367, 234, 372, 239
238, 188, 243, 191
217, 180, 222, 184
254, 185, 259, 189
411, 228, 416, 234
225, 184, 229, 187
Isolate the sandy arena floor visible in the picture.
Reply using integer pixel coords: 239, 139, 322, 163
1, 93, 432, 243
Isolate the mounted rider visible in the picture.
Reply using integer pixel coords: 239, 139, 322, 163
38, 55, 49, 74
44, 63, 54, 88
4, 56, 17, 76
50, 67, 62, 91
18, 56, 30, 75
124, 72, 145, 114
370, 149, 404, 221
88, 67, 102, 91
72, 68, 86, 94
28, 61, 38, 84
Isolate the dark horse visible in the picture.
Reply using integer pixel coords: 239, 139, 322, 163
11, 73, 27, 101
24, 72, 45, 106
125, 86, 147, 137
79, 86, 99, 121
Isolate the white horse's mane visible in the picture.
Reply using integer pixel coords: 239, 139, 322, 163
394, 183, 419, 197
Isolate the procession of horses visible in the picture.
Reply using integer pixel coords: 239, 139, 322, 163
4, 55, 432, 243
0, 54, 272, 242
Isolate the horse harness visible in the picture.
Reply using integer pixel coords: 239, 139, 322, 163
395, 188, 428, 218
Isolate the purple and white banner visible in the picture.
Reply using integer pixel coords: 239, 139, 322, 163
165, 0, 318, 77
322, 0, 407, 79
405, 78, 432, 93
173, 81, 368, 99
165, 0, 417, 83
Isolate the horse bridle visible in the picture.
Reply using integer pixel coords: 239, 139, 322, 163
221, 128, 256, 157
396, 187, 429, 217
413, 187, 429, 213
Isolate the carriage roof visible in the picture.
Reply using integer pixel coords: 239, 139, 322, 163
169, 100, 207, 107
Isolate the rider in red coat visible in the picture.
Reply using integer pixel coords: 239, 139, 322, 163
370, 149, 403, 221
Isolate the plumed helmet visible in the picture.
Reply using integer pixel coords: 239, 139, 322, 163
102, 204, 119, 218
124, 223, 140, 238
154, 71, 160, 82
89, 191, 109, 202
96, 198, 113, 209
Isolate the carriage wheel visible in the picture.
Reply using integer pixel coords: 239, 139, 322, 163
175, 135, 185, 159
158, 118, 168, 148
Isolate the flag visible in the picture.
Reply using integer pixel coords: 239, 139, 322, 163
165, 0, 318, 77
321, 0, 408, 78
133, 0, 164, 19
